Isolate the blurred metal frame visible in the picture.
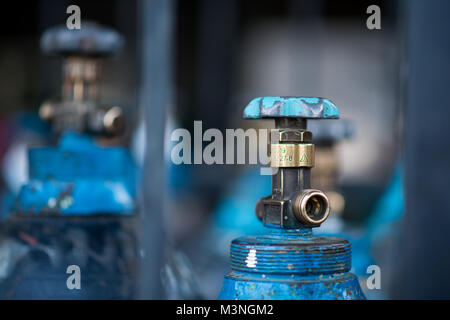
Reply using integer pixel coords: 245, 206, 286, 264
393, 0, 450, 299
137, 0, 175, 299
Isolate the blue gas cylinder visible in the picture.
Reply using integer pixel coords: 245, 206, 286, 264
0, 22, 137, 299
219, 228, 364, 300
13, 132, 136, 216
218, 96, 365, 300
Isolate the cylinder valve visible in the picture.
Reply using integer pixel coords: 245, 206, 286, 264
39, 22, 125, 136
248, 96, 339, 229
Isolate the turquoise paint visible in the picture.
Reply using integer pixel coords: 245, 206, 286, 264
243, 96, 340, 119
261, 96, 282, 108
243, 98, 261, 119
301, 97, 320, 104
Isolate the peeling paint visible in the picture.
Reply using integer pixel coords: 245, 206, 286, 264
243, 96, 340, 119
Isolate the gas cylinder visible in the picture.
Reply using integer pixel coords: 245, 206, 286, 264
0, 23, 137, 299
218, 96, 365, 300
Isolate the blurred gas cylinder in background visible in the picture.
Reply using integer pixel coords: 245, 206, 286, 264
0, 23, 138, 299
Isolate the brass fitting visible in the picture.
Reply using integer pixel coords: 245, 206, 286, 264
244, 96, 340, 229
293, 189, 330, 226
270, 128, 315, 168
271, 143, 315, 167
271, 129, 313, 143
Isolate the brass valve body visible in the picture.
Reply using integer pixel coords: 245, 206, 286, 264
256, 123, 330, 228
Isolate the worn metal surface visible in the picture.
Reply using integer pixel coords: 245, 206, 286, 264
243, 96, 340, 119
218, 228, 364, 300
12, 132, 135, 216
229, 230, 350, 274
219, 271, 362, 300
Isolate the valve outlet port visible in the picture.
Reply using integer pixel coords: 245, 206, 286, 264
293, 189, 330, 226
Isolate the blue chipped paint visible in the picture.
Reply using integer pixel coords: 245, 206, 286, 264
261, 96, 282, 108
218, 272, 363, 300
243, 96, 340, 119
301, 97, 320, 104
219, 228, 365, 300
11, 132, 136, 216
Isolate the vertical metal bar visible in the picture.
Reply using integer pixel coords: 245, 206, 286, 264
195, 0, 237, 130
137, 0, 174, 299
393, 0, 450, 299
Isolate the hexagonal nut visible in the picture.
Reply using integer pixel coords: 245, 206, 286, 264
271, 129, 313, 143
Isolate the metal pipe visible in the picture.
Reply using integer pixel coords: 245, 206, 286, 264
137, 0, 175, 299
